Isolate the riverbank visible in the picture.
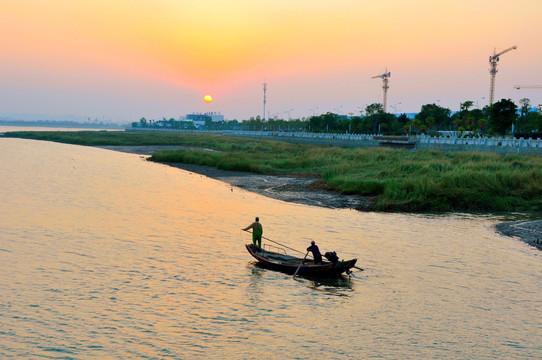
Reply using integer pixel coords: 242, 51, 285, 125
99, 145, 541, 250
96, 145, 373, 210
495, 220, 542, 250
3, 132, 542, 237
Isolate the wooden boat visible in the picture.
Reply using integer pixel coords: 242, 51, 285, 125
245, 243, 357, 277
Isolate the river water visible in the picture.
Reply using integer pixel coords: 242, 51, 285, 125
0, 136, 540, 359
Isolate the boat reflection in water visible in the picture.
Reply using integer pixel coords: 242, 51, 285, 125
306, 276, 355, 296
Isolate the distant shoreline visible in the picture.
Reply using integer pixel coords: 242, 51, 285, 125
0, 120, 124, 129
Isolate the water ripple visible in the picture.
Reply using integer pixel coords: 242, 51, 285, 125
0, 138, 540, 359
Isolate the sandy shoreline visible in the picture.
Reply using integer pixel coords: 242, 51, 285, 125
97, 145, 541, 250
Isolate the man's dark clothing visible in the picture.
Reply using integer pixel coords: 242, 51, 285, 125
307, 244, 323, 264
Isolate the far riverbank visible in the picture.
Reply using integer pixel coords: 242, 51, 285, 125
4, 131, 542, 214
3, 131, 542, 249
98, 145, 541, 250
96, 145, 372, 210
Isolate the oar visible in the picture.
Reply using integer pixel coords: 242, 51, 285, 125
293, 251, 309, 279
354, 266, 364, 271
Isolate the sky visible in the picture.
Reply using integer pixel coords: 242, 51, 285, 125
1, 0, 542, 123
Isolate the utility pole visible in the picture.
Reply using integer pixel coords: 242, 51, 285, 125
489, 45, 517, 105
263, 82, 267, 121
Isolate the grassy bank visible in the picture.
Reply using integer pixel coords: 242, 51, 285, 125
2, 130, 221, 146
5, 130, 542, 214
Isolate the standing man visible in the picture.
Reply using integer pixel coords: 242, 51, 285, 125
306, 241, 323, 264
243, 217, 263, 249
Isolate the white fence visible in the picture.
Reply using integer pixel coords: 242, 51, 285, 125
224, 130, 376, 141
416, 134, 542, 148
128, 128, 542, 152
227, 130, 542, 148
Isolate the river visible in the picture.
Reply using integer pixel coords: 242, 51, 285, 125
0, 135, 540, 359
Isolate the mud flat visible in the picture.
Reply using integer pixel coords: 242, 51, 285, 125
495, 220, 542, 250
158, 162, 371, 210
97, 145, 373, 210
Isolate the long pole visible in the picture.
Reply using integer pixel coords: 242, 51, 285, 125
293, 251, 309, 279
262, 235, 305, 255
242, 229, 305, 255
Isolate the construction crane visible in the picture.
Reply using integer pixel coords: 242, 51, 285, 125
489, 45, 517, 105
514, 85, 542, 89
372, 68, 391, 112
263, 82, 267, 121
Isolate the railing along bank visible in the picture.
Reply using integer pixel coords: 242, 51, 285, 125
226, 130, 542, 148
224, 130, 376, 141
127, 128, 542, 154
416, 134, 542, 148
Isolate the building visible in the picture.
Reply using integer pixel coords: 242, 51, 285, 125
185, 112, 224, 128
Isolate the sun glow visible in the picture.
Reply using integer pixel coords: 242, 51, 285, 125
203, 94, 213, 103
1, 0, 541, 119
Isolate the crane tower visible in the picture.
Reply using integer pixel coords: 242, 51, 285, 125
263, 82, 267, 121
372, 68, 391, 112
489, 45, 517, 105
514, 85, 542, 90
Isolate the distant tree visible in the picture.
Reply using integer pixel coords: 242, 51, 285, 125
336, 116, 351, 132
351, 116, 371, 134
487, 99, 517, 135
396, 113, 409, 125
228, 119, 240, 130
519, 98, 531, 117
460, 101, 474, 112
523, 111, 542, 133
416, 103, 452, 130
321, 112, 339, 132
478, 118, 488, 134
204, 117, 214, 129
470, 108, 484, 120
390, 117, 403, 134
378, 113, 397, 134
308, 112, 341, 132
308, 115, 324, 132
363, 103, 385, 133
410, 118, 421, 134
424, 115, 436, 132
365, 103, 384, 116
457, 100, 475, 127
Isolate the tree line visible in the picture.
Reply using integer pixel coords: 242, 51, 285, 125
134, 98, 542, 137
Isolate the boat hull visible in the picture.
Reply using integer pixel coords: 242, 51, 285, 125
245, 244, 357, 277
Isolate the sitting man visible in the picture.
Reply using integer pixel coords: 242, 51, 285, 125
306, 240, 323, 264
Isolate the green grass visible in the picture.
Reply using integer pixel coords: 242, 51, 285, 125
2, 130, 236, 147
5, 130, 542, 215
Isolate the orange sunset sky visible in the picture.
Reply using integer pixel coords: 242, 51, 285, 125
1, 0, 541, 122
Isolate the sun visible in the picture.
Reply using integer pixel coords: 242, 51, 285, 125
203, 94, 213, 103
